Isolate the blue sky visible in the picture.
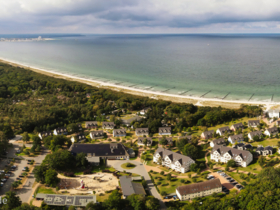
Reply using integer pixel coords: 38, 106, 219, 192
1, 0, 280, 34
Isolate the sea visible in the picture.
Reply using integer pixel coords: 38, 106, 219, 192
1, 33, 280, 102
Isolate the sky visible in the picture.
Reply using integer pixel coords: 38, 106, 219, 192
1, 0, 280, 34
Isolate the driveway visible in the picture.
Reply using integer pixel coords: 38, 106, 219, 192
210, 172, 234, 190
108, 160, 166, 210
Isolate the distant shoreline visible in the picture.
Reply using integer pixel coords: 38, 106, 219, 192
0, 57, 277, 109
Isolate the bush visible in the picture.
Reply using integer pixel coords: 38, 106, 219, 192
156, 182, 161, 185
161, 191, 167, 196
160, 171, 164, 175
180, 179, 185, 183
122, 140, 126, 143
56, 186, 59, 191
150, 170, 153, 173
83, 169, 92, 175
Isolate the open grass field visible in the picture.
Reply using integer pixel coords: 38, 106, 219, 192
251, 138, 280, 147
37, 185, 56, 194
96, 191, 113, 202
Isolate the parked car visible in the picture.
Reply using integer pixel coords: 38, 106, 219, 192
16, 150, 21, 153
229, 179, 235, 183
226, 177, 232, 180
231, 182, 238, 186
0, 182, 4, 187
11, 165, 17, 168
7, 171, 12, 174
4, 174, 11, 177
19, 175, 24, 178
217, 170, 223, 174
1, 179, 7, 182
0, 170, 4, 173
16, 178, 22, 180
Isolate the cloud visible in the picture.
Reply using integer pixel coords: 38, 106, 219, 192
1, 0, 280, 33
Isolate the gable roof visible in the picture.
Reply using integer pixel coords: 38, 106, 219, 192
135, 128, 149, 135
85, 121, 98, 127
102, 122, 115, 127
159, 127, 171, 133
217, 126, 231, 133
154, 148, 194, 165
119, 176, 146, 196
54, 127, 67, 133
212, 138, 226, 145
248, 120, 260, 126
138, 137, 153, 144
113, 129, 126, 135
249, 130, 262, 137
264, 146, 273, 151
75, 133, 86, 140
90, 131, 104, 137
231, 123, 244, 129
177, 179, 222, 195
69, 143, 128, 157
229, 134, 244, 142
202, 130, 214, 137
211, 145, 252, 161
266, 127, 278, 133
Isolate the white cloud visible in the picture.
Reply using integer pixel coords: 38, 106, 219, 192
1, 0, 280, 33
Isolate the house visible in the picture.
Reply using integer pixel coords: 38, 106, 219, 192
35, 194, 96, 207
140, 107, 151, 115
159, 127, 172, 135
113, 129, 126, 137
228, 134, 244, 144
153, 148, 195, 173
256, 146, 273, 156
210, 138, 226, 148
248, 130, 262, 141
69, 143, 130, 164
77, 123, 82, 131
135, 128, 149, 136
178, 135, 192, 142
138, 137, 153, 146
85, 121, 98, 129
210, 145, 253, 167
176, 179, 222, 201
264, 127, 278, 137
119, 176, 146, 199
267, 109, 280, 118
122, 116, 142, 127
232, 143, 245, 150
244, 144, 253, 150
216, 126, 231, 136
248, 120, 260, 127
278, 148, 280, 154
230, 123, 244, 131
159, 137, 174, 145
102, 122, 115, 129
53, 127, 68, 135
38, 131, 53, 139
201, 130, 214, 139
90, 131, 104, 139
71, 133, 86, 143
127, 148, 135, 158
277, 121, 280, 126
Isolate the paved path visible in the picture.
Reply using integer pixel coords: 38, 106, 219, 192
108, 160, 166, 210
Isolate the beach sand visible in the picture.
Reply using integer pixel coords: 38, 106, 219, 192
0, 57, 274, 109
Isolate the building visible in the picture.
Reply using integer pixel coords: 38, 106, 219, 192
159, 137, 174, 145
127, 148, 135, 158
153, 148, 195, 173
71, 133, 86, 143
176, 179, 222, 201
216, 126, 231, 136
248, 120, 260, 127
248, 130, 262, 141
264, 127, 278, 137
210, 145, 253, 167
178, 135, 192, 142
159, 127, 172, 135
113, 129, 126, 137
140, 107, 151, 115
135, 128, 149, 136
230, 123, 244, 131
119, 176, 146, 199
35, 194, 96, 207
228, 134, 244, 144
90, 131, 104, 139
277, 121, 280, 126
232, 143, 253, 151
53, 127, 68, 135
38, 131, 53, 139
210, 138, 226, 148
256, 146, 273, 156
138, 137, 153, 146
69, 143, 130, 164
201, 130, 214, 139
102, 122, 115, 129
85, 121, 98, 129
267, 109, 280, 118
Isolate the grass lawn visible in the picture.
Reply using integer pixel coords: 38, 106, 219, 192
96, 191, 115, 202
121, 162, 136, 170
16, 147, 40, 157
236, 158, 262, 174
37, 186, 55, 194
251, 138, 280, 147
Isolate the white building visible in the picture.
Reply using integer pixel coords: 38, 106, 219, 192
228, 134, 244, 144
264, 127, 278, 137
210, 145, 253, 167
153, 148, 195, 173
210, 138, 226, 148
158, 127, 171, 135
267, 109, 280, 118
53, 127, 68, 135
248, 130, 262, 141
216, 126, 231, 136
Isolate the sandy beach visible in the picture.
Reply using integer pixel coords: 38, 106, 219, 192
0, 57, 278, 109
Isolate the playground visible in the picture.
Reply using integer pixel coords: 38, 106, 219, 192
57, 173, 119, 195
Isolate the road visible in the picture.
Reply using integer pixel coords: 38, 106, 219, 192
0, 142, 49, 204
108, 160, 166, 210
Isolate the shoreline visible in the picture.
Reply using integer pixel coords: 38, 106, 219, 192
0, 57, 278, 109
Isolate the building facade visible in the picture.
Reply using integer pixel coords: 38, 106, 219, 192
135, 128, 149, 136
113, 129, 126, 137
90, 131, 104, 139
158, 127, 172, 135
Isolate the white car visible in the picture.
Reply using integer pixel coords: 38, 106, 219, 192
4, 174, 10, 177
1, 179, 7, 182
0, 170, 4, 173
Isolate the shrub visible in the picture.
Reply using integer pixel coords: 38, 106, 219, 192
56, 186, 59, 191
150, 170, 153, 173
156, 182, 161, 185
160, 171, 164, 175
83, 169, 92, 175
161, 191, 167, 196
180, 179, 185, 183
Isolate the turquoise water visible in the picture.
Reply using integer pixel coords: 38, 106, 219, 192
1, 34, 280, 102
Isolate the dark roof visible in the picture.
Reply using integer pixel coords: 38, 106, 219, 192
160, 137, 173, 143
248, 120, 260, 126
217, 126, 231, 133
138, 137, 153, 144
69, 143, 128, 157
90, 131, 104, 137
244, 144, 253, 149
75, 133, 86, 140
202, 130, 214, 137
135, 128, 149, 135
212, 138, 226, 145
85, 121, 98, 127
229, 134, 244, 142
119, 176, 146, 196
177, 179, 221, 195
236, 143, 245, 147
39, 131, 52, 136
266, 127, 278, 133
113, 129, 126, 135
256, 146, 264, 151
249, 130, 262, 137
264, 146, 273, 151
42, 194, 96, 207
231, 123, 244, 129
154, 148, 194, 165
54, 127, 67, 133
211, 145, 252, 161
159, 127, 171, 133
102, 122, 115, 127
